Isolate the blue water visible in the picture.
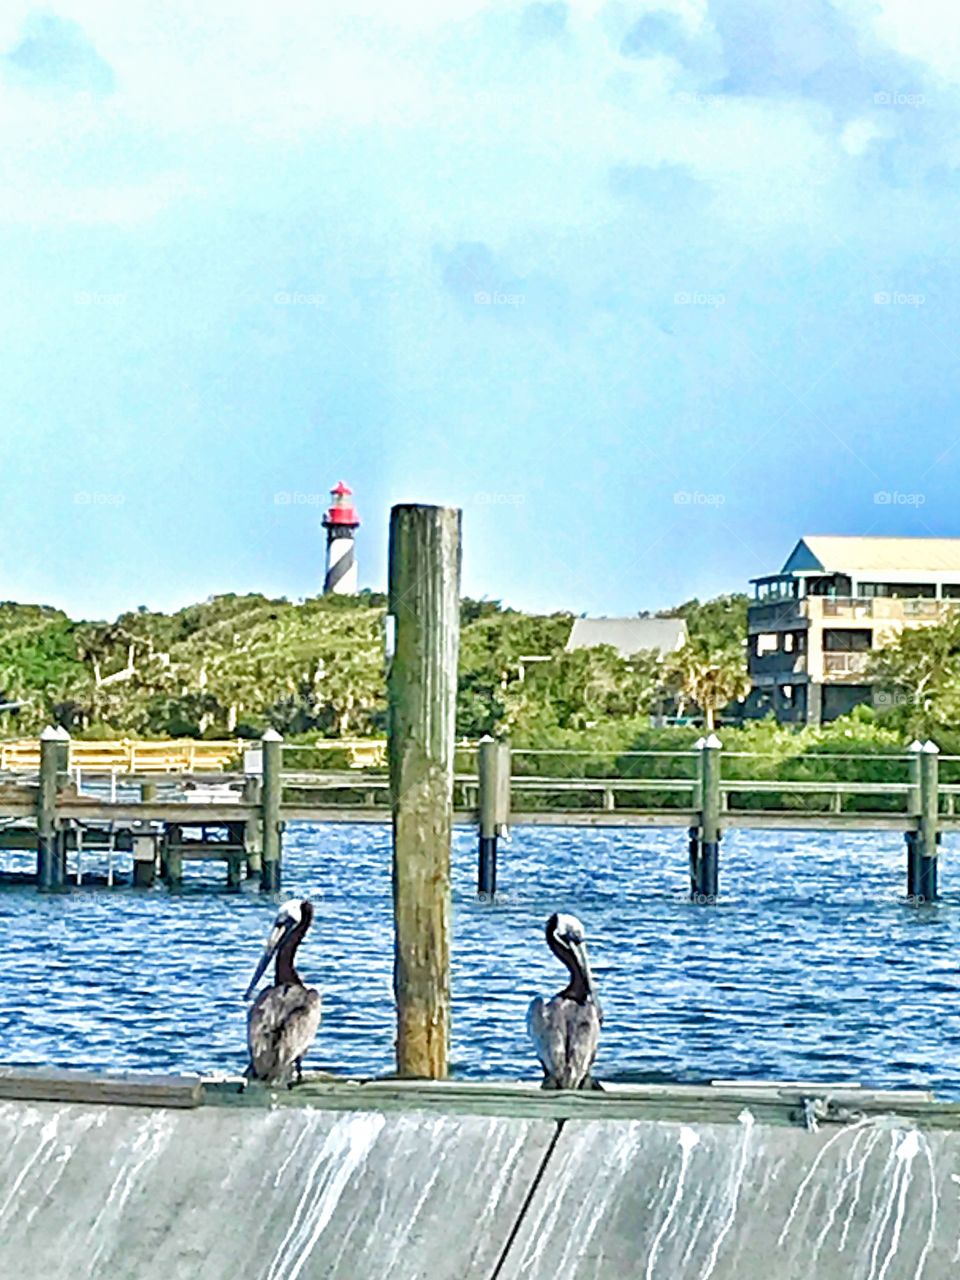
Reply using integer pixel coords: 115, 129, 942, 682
2, 823, 960, 1093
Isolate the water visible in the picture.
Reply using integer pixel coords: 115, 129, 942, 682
2, 823, 960, 1093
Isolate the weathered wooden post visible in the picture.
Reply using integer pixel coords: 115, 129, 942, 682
260, 728, 283, 892
694, 733, 722, 901
916, 739, 940, 903
164, 824, 183, 890
388, 503, 461, 1079
905, 740, 922, 899
132, 834, 157, 888
243, 775, 263, 879
37, 726, 62, 891
477, 736, 510, 898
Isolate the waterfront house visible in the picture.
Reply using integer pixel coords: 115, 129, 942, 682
748, 535, 960, 723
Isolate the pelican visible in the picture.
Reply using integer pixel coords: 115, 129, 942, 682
527, 912, 603, 1090
244, 898, 321, 1085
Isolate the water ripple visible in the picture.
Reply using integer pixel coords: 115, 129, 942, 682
1, 823, 958, 1092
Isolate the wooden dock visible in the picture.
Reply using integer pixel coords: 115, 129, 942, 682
0, 730, 954, 901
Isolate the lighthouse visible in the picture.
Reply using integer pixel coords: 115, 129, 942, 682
322, 481, 361, 594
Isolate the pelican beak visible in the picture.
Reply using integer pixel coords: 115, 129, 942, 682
571, 939, 596, 998
244, 919, 290, 1000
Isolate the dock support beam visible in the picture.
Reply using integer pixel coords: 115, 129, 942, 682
260, 729, 283, 893
477, 736, 510, 898
388, 503, 461, 1079
37, 727, 64, 891
692, 734, 721, 902
915, 740, 940, 904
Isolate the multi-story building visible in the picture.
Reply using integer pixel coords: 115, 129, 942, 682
748, 536, 960, 724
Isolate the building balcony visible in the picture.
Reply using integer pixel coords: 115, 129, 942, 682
749, 652, 807, 679
822, 651, 871, 678
747, 600, 805, 631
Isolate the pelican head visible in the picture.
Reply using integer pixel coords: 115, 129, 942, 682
546, 912, 595, 998
244, 899, 310, 1000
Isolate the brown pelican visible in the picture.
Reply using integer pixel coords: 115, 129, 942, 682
527, 912, 603, 1090
244, 898, 321, 1085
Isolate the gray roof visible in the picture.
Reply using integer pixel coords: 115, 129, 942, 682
565, 616, 688, 658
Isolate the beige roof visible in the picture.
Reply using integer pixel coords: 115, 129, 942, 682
566, 617, 687, 657
787, 536, 960, 576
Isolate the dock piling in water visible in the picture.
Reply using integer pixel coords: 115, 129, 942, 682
388, 503, 461, 1079
260, 728, 283, 893
917, 739, 940, 903
692, 734, 721, 902
477, 736, 510, 898
37, 726, 62, 891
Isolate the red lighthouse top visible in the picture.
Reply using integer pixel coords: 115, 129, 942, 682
323, 480, 360, 527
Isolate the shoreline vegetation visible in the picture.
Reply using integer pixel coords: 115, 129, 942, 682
0, 592, 956, 797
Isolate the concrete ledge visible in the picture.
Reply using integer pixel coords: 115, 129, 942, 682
0, 1070, 957, 1279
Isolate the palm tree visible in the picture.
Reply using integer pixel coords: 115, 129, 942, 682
663, 639, 750, 730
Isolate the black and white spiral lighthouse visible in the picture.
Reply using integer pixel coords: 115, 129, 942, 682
322, 481, 361, 594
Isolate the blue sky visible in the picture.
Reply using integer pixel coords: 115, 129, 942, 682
2, 0, 959, 620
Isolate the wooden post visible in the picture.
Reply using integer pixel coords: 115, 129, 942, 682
165, 823, 183, 890
243, 775, 263, 878
694, 734, 722, 902
260, 728, 283, 892
917, 739, 940, 903
388, 503, 461, 1079
37, 727, 62, 891
132, 834, 157, 888
906, 740, 922, 899
477, 736, 510, 898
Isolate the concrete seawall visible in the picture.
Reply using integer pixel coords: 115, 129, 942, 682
1, 1073, 959, 1278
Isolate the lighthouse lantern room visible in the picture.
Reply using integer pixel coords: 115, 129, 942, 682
322, 481, 361, 594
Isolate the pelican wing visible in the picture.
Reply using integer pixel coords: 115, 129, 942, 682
247, 983, 321, 1082
527, 994, 601, 1089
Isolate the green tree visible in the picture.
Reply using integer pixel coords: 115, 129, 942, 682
663, 637, 750, 730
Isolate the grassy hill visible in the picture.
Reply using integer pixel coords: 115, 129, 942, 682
0, 592, 750, 742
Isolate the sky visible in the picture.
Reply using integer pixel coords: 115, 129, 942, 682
2, 0, 960, 620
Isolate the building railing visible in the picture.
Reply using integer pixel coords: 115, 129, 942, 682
822, 652, 871, 676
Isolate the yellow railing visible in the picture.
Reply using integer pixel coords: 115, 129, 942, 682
0, 739, 244, 774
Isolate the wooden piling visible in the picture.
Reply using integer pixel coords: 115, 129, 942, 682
917, 740, 940, 903
260, 729, 283, 892
477, 736, 510, 898
37, 727, 62, 891
165, 823, 183, 890
693, 734, 721, 902
132, 834, 157, 889
388, 503, 461, 1079
906, 740, 922, 899
243, 775, 263, 878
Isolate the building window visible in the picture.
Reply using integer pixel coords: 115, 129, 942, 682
756, 633, 779, 655
860, 582, 936, 599
943, 585, 960, 599
823, 628, 872, 652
